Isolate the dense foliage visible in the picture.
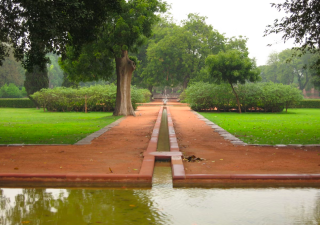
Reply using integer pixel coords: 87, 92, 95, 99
265, 0, 320, 62
59, 0, 166, 116
296, 99, 320, 108
0, 50, 24, 87
31, 85, 150, 112
24, 66, 49, 105
0, 98, 34, 108
259, 49, 319, 90
0, 83, 27, 98
185, 82, 303, 112
0, 0, 120, 71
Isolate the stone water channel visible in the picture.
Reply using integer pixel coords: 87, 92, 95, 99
1, 107, 320, 224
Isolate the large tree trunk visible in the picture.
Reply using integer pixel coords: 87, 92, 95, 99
183, 75, 190, 90
114, 50, 136, 116
148, 85, 153, 102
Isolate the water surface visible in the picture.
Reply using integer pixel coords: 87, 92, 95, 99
1, 165, 320, 224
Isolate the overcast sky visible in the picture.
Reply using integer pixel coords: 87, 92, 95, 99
165, 0, 296, 66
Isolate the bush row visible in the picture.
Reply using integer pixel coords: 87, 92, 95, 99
0, 98, 35, 108
296, 99, 320, 108
31, 84, 151, 112
185, 82, 304, 112
0, 83, 27, 98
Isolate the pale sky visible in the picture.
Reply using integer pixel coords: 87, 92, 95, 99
165, 0, 296, 66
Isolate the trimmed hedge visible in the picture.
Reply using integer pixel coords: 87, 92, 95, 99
295, 99, 320, 108
31, 84, 151, 112
185, 82, 303, 112
0, 98, 35, 108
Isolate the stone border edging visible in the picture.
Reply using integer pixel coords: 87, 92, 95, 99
0, 144, 70, 147
191, 110, 320, 147
0, 107, 165, 187
74, 117, 126, 145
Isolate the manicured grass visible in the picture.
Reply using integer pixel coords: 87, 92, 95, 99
200, 109, 320, 145
0, 108, 122, 144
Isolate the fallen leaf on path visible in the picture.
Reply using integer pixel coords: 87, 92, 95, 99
220, 159, 223, 161
109, 167, 113, 173
14, 167, 18, 170
133, 169, 138, 170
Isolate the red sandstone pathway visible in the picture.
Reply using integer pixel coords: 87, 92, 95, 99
170, 106, 320, 175
0, 106, 160, 175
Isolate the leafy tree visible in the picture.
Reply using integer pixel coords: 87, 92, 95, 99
61, 72, 79, 89
24, 66, 49, 105
142, 14, 225, 90
264, 0, 320, 80
0, 50, 24, 86
0, 0, 120, 71
47, 53, 64, 88
259, 49, 319, 89
60, 0, 166, 116
265, 0, 320, 54
206, 49, 260, 113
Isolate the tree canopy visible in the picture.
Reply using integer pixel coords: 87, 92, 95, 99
259, 49, 319, 90
264, 0, 320, 67
206, 49, 260, 113
0, 0, 120, 71
60, 0, 166, 116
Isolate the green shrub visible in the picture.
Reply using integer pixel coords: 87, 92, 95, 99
185, 82, 303, 112
179, 90, 187, 103
0, 83, 25, 98
31, 85, 149, 112
0, 98, 35, 108
295, 99, 320, 108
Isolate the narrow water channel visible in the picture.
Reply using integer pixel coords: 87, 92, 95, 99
157, 108, 170, 152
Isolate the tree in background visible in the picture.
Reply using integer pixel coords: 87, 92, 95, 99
61, 72, 79, 89
0, 50, 24, 87
259, 49, 319, 90
24, 66, 49, 105
265, 0, 320, 77
206, 49, 260, 113
60, 0, 166, 116
141, 14, 225, 90
0, 0, 120, 72
47, 53, 64, 88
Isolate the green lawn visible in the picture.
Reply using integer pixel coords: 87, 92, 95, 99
0, 108, 122, 144
200, 109, 320, 145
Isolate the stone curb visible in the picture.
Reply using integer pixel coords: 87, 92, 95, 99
74, 117, 126, 145
191, 110, 320, 147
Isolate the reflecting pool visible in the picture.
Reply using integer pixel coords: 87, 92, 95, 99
1, 165, 320, 225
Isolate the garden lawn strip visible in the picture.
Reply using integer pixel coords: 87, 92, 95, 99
0, 106, 160, 176
170, 106, 320, 175
199, 109, 320, 145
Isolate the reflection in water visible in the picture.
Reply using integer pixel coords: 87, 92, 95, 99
1, 169, 320, 224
